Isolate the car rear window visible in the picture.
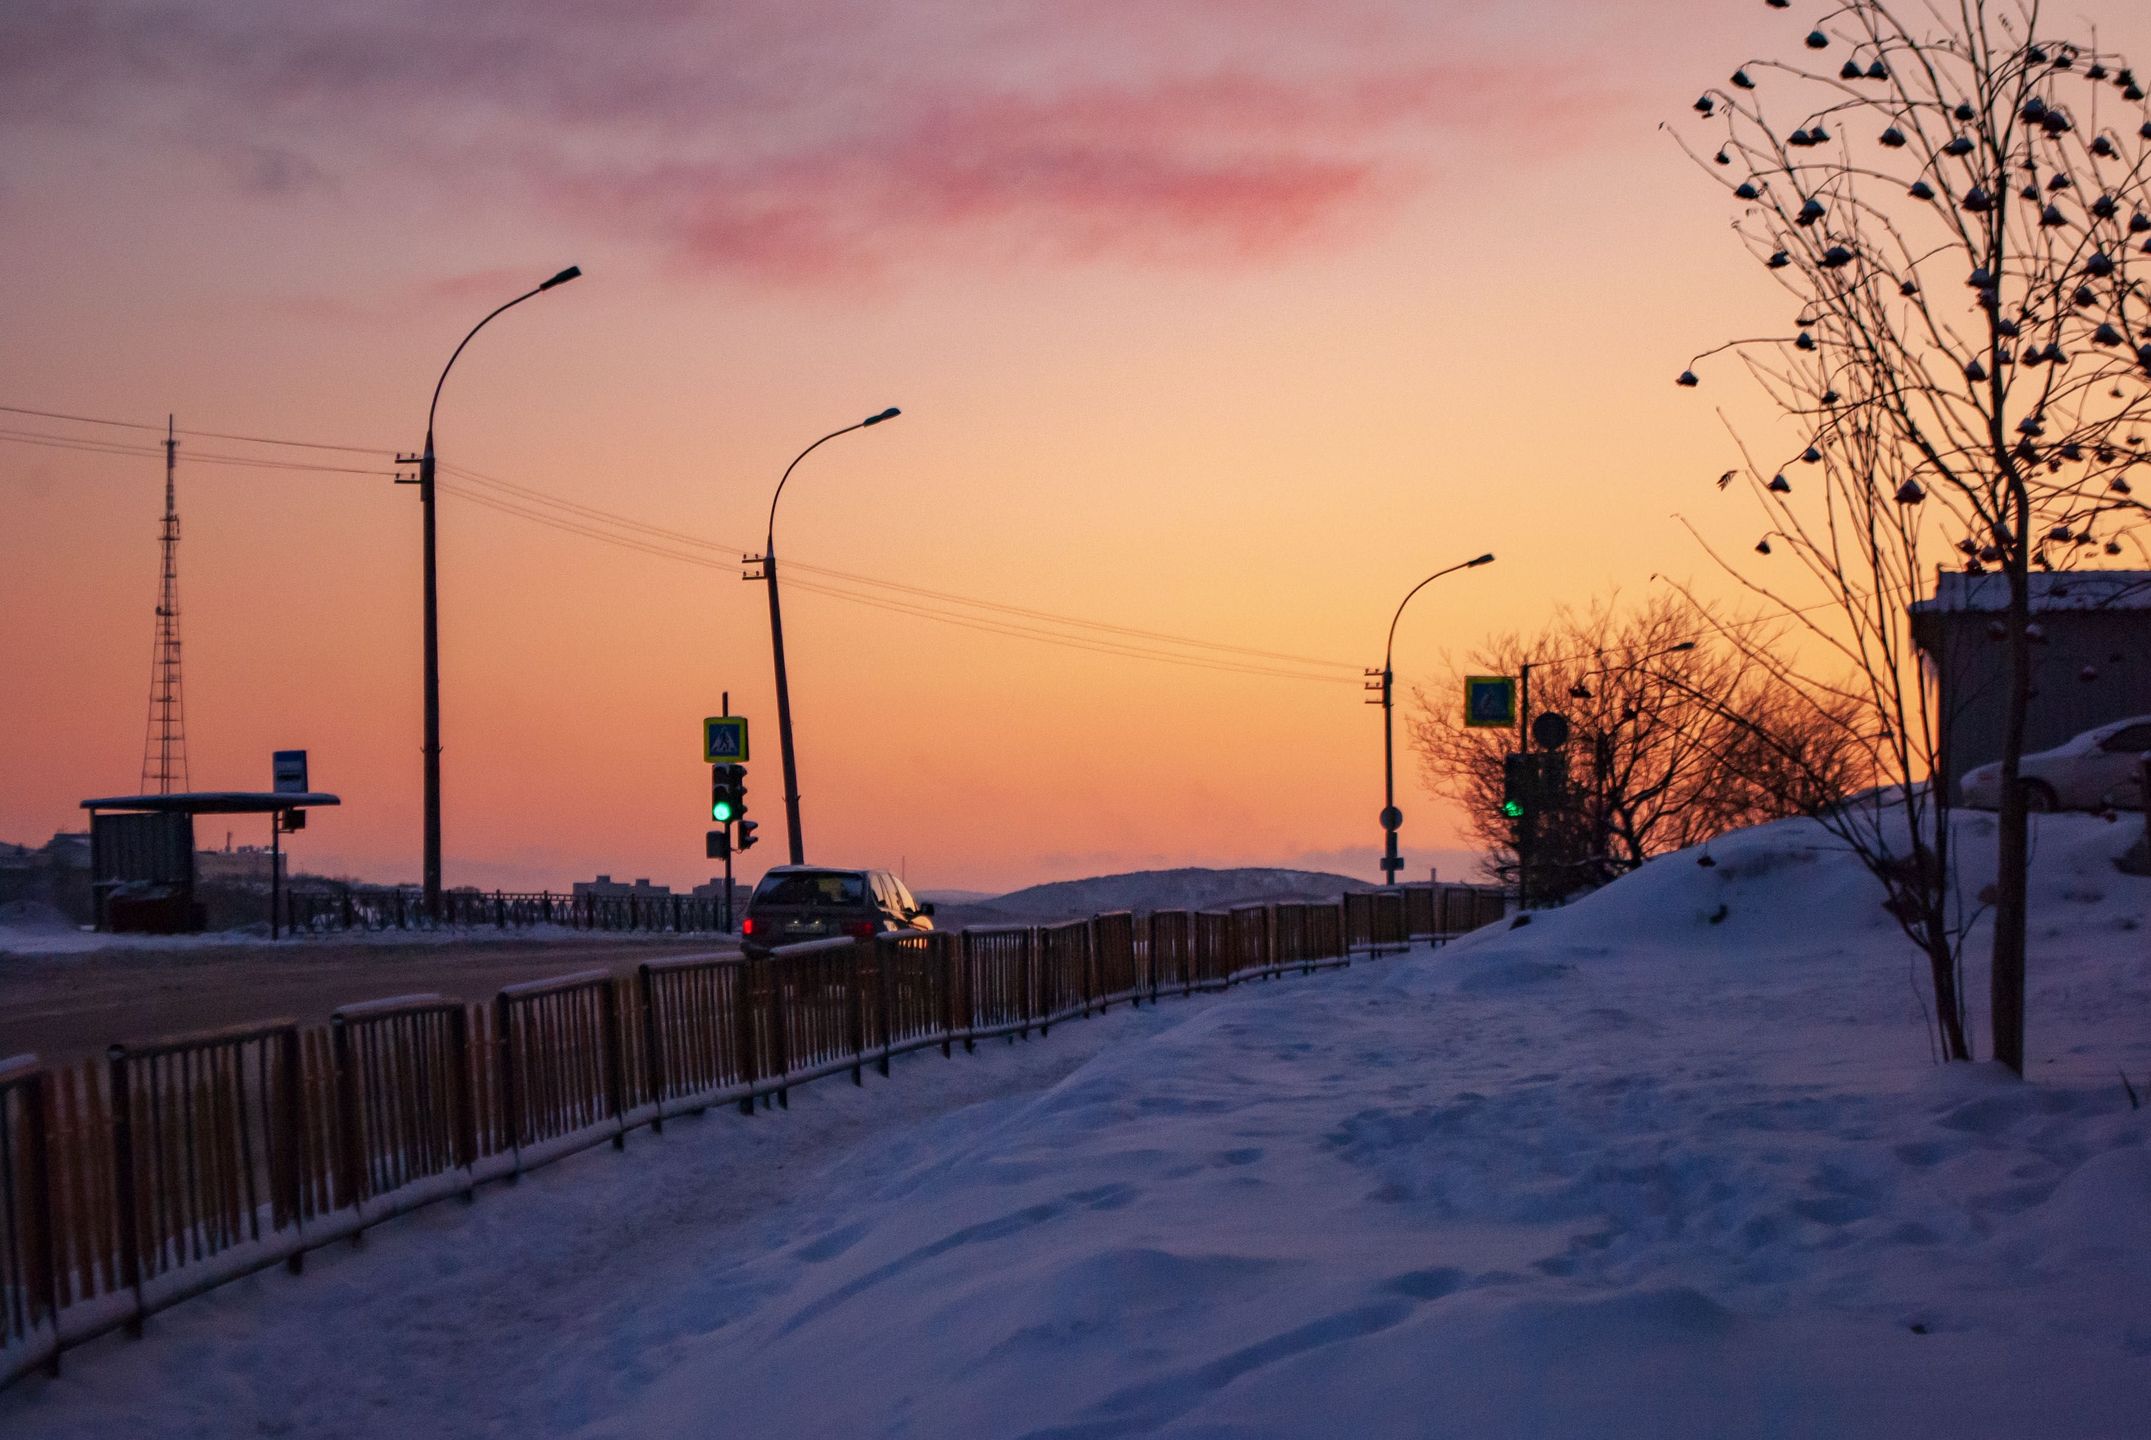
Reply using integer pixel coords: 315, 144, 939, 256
752, 872, 867, 907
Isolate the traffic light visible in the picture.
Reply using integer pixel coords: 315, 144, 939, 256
735, 818, 759, 851
711, 764, 743, 823
1502, 753, 1530, 818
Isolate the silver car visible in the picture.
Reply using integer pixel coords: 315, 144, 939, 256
1960, 716, 2151, 811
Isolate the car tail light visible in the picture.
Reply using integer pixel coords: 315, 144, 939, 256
740, 917, 756, 936
846, 920, 877, 939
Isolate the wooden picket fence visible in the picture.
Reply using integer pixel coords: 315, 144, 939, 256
0, 884, 1504, 1387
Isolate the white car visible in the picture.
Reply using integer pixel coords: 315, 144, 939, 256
1960, 715, 2151, 811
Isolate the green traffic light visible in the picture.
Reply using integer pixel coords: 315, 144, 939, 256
1501, 799, 1524, 819
713, 800, 737, 823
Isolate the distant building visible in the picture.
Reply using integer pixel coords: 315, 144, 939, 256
0, 832, 96, 922
572, 874, 672, 900
196, 843, 286, 886
1910, 570, 2151, 798
39, 832, 91, 870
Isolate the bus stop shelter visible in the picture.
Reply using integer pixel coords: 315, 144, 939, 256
79, 791, 340, 936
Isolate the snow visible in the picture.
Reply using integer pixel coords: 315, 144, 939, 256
4, 812, 2147, 1437
1912, 568, 2151, 612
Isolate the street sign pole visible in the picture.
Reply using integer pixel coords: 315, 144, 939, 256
1518, 663, 1533, 910
722, 691, 733, 933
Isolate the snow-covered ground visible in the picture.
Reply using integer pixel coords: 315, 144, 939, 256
4, 812, 2146, 1437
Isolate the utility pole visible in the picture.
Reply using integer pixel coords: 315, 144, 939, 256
723, 690, 734, 931
1517, 661, 1534, 909
141, 416, 189, 795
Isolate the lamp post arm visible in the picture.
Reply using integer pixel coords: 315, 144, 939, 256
767, 421, 869, 554
1385, 557, 1485, 674
426, 285, 547, 450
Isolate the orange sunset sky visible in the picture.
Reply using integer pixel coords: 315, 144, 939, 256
6, 0, 2148, 895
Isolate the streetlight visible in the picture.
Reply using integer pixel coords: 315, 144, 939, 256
407, 264, 581, 920
1377, 552, 1495, 883
757, 407, 901, 865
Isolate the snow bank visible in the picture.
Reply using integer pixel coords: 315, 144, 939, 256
4, 812, 2145, 1438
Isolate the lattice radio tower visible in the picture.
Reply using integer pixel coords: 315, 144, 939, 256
140, 415, 190, 793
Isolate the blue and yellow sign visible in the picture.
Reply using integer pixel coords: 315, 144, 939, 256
703, 716, 749, 763
1463, 676, 1516, 729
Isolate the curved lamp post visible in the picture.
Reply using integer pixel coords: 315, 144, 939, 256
411, 264, 580, 920
760, 407, 901, 865
1378, 552, 1495, 882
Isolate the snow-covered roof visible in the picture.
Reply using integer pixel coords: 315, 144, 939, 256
1911, 569, 2151, 614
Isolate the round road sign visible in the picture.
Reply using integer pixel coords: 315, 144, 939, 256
1532, 712, 1572, 750
1379, 805, 1404, 831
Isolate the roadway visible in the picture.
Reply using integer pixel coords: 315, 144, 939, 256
0, 933, 736, 1065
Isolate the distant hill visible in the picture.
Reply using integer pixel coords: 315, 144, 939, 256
930, 866, 1373, 931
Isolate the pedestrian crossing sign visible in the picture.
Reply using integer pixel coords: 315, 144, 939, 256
1464, 676, 1516, 728
703, 716, 749, 763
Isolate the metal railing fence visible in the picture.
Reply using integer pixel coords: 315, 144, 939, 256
0, 881, 1502, 1386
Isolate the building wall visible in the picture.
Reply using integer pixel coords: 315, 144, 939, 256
1923, 611, 2151, 795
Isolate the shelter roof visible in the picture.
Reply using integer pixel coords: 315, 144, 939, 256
80, 791, 341, 814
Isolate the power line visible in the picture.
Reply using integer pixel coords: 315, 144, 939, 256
0, 402, 396, 456
438, 460, 1359, 671
437, 480, 1355, 685
8, 397, 1363, 678
0, 427, 399, 477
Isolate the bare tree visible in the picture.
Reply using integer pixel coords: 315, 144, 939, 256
1408, 594, 1864, 901
1676, 0, 2151, 1070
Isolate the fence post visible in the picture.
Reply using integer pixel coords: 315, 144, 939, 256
279, 1027, 306, 1273
22, 1069, 61, 1374
496, 994, 522, 1179
330, 1016, 368, 1227
1036, 928, 1053, 1038
847, 943, 867, 1086
770, 961, 791, 1109
449, 1005, 477, 1200
639, 965, 665, 1135
1084, 918, 1100, 1016
959, 933, 977, 1053
946, 934, 963, 1054
733, 960, 759, 1116
877, 941, 894, 1078
601, 981, 627, 1150
106, 1047, 146, 1336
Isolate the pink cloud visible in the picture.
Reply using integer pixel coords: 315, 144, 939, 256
3, 4, 1629, 283
555, 61, 1613, 281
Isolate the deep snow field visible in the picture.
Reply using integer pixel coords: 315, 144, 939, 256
4, 812, 2146, 1438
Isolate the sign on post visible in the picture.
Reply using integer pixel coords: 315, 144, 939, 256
703, 716, 749, 764
1463, 676, 1516, 728
273, 750, 309, 794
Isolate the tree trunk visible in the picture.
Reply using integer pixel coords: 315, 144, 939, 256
1926, 929, 1970, 1062
1990, 502, 2032, 1075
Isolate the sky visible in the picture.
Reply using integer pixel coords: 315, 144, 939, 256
5, 0, 2148, 895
